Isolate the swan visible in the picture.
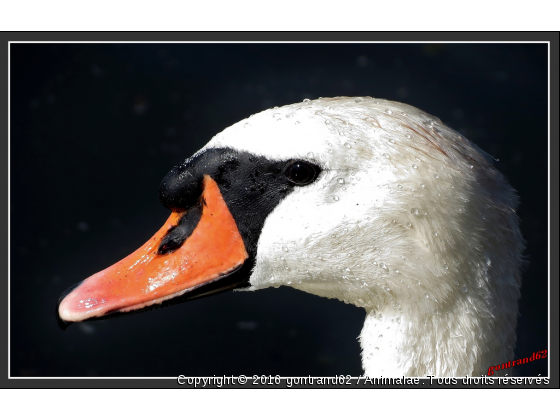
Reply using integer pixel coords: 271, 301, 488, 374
57, 97, 524, 377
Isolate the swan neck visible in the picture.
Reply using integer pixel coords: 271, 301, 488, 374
359, 298, 517, 377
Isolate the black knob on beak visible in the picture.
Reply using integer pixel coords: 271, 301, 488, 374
159, 165, 202, 212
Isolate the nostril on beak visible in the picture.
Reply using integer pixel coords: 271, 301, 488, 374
157, 202, 204, 254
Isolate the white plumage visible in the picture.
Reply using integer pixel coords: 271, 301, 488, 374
205, 97, 524, 377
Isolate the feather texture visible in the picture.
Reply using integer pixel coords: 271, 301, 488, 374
207, 97, 524, 377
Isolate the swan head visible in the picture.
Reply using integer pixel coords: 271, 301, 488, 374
206, 98, 522, 316
57, 97, 523, 376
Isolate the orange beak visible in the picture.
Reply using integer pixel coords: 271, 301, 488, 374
57, 175, 248, 324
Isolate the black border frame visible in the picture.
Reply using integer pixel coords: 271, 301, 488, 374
3, 31, 558, 389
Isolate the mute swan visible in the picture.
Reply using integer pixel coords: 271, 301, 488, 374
57, 97, 524, 377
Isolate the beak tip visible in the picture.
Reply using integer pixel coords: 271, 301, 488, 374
55, 302, 73, 331
56, 281, 83, 330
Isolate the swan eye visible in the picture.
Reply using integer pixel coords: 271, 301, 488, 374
285, 161, 318, 185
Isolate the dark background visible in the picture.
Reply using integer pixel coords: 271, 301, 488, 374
10, 43, 548, 377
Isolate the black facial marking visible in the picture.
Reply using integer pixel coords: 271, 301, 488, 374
157, 202, 203, 255
159, 148, 321, 257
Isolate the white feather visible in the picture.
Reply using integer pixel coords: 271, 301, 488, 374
205, 97, 524, 377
